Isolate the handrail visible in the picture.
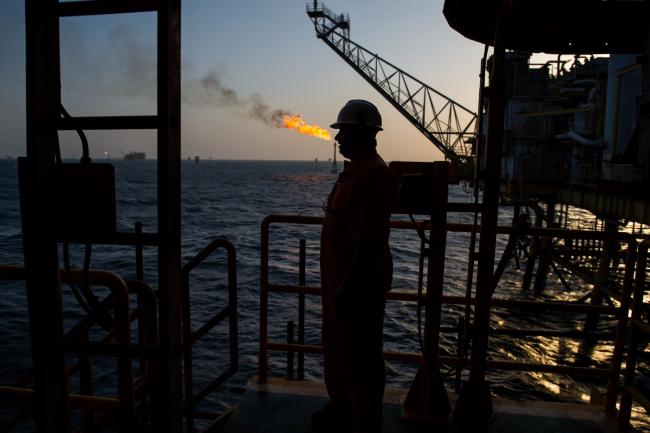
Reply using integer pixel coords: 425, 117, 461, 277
306, 3, 349, 27
261, 213, 650, 241
258, 215, 640, 386
616, 239, 650, 430
269, 284, 620, 315
0, 265, 134, 419
181, 239, 238, 432
0, 385, 120, 412
264, 342, 613, 379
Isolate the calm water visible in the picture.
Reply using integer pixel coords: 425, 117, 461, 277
0, 159, 646, 429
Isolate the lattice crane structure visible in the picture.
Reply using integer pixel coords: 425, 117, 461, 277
307, 2, 478, 170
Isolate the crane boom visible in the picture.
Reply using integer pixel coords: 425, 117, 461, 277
307, 2, 477, 168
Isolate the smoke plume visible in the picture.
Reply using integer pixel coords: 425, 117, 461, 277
183, 71, 291, 127
61, 23, 325, 132
75, 24, 293, 128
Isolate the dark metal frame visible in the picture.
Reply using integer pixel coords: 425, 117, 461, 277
22, 0, 183, 431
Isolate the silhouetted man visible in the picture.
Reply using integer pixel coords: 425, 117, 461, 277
315, 100, 396, 433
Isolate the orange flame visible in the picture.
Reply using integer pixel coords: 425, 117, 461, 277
281, 114, 331, 141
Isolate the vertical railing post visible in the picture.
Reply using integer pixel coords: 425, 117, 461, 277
227, 244, 239, 373
522, 213, 541, 292
135, 221, 146, 376
259, 219, 270, 383
455, 316, 464, 393
181, 267, 194, 433
298, 239, 306, 380
113, 281, 135, 421
135, 221, 144, 281
605, 240, 637, 415
287, 321, 295, 380
616, 241, 649, 430
78, 327, 95, 432
533, 201, 555, 294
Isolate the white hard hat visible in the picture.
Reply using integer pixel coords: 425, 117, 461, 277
330, 99, 383, 131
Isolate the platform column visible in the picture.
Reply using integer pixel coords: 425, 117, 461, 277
533, 201, 555, 294
584, 220, 618, 339
22, 0, 71, 431
453, 0, 509, 427
154, 0, 184, 431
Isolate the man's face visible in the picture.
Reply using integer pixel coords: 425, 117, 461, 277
335, 125, 365, 159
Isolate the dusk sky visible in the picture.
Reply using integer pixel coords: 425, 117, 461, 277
1, 0, 487, 162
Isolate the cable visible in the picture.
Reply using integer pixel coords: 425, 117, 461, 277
81, 243, 114, 331
409, 213, 431, 355
62, 243, 113, 331
408, 213, 430, 246
63, 242, 94, 316
60, 103, 91, 164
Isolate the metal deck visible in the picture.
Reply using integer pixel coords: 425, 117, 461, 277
218, 378, 620, 433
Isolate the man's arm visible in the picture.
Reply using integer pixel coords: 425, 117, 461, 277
336, 166, 396, 301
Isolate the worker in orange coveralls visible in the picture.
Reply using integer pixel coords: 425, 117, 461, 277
313, 100, 397, 433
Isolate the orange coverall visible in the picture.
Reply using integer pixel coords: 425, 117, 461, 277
320, 153, 396, 432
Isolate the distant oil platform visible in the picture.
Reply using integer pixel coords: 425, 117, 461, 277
122, 151, 146, 160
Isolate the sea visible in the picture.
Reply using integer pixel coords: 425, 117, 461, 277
0, 159, 647, 430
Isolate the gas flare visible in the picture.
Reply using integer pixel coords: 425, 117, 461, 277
281, 114, 331, 141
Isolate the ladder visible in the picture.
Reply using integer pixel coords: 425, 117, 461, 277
307, 2, 477, 172
22, 1, 182, 432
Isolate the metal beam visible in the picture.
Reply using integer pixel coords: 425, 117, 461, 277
154, 0, 183, 431
454, 0, 509, 426
23, 0, 70, 431
57, 115, 159, 130
55, 0, 158, 17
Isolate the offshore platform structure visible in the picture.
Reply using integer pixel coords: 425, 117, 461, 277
303, 0, 650, 430
307, 1, 478, 176
3, 0, 650, 432
497, 51, 650, 223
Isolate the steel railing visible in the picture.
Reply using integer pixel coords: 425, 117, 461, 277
0, 266, 159, 427
258, 214, 643, 391
181, 239, 238, 432
306, 2, 349, 28
0, 237, 239, 432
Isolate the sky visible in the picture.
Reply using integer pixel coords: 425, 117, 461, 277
0, 0, 487, 162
